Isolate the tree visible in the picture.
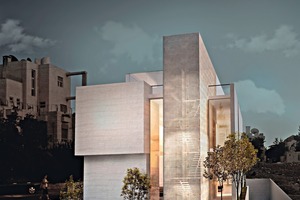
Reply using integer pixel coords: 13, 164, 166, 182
20, 114, 48, 149
203, 145, 228, 200
250, 137, 265, 161
222, 133, 258, 200
266, 140, 286, 163
273, 137, 279, 145
60, 175, 83, 200
121, 167, 150, 200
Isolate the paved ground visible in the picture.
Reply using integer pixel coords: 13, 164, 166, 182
0, 194, 59, 199
0, 183, 62, 199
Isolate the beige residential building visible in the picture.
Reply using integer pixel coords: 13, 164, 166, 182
0, 55, 83, 144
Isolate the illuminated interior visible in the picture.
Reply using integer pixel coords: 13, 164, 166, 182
208, 97, 232, 199
150, 99, 163, 199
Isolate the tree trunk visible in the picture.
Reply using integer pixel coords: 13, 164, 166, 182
221, 189, 223, 200
218, 185, 223, 200
240, 186, 247, 200
236, 185, 240, 200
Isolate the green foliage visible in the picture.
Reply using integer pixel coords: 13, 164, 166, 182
0, 113, 48, 182
204, 133, 258, 200
222, 133, 258, 200
250, 137, 265, 161
266, 140, 285, 162
203, 145, 229, 199
121, 167, 150, 200
203, 145, 228, 186
20, 114, 48, 149
59, 175, 83, 200
0, 113, 83, 184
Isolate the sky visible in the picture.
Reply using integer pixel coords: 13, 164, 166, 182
0, 0, 299, 146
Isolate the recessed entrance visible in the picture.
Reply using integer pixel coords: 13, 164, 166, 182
150, 99, 163, 200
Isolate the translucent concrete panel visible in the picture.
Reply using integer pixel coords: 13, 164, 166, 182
75, 81, 151, 155
163, 33, 217, 200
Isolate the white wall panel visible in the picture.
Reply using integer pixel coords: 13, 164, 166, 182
84, 154, 149, 200
75, 81, 151, 155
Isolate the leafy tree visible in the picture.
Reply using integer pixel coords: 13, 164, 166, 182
273, 138, 279, 145
250, 137, 265, 161
203, 145, 228, 200
121, 167, 150, 200
222, 133, 258, 200
266, 140, 286, 163
0, 110, 27, 182
20, 114, 47, 149
60, 175, 83, 200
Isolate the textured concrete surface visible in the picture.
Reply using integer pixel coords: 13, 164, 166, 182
83, 154, 149, 200
164, 33, 218, 200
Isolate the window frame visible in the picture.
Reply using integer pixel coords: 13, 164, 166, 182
57, 76, 64, 87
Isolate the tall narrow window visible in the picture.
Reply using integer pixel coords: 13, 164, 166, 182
57, 76, 63, 87
31, 70, 36, 96
16, 98, 21, 108
9, 97, 14, 106
62, 128, 68, 141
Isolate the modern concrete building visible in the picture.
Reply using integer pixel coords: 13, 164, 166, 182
0, 55, 86, 144
75, 33, 243, 199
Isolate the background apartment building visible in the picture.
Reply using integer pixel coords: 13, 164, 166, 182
0, 55, 75, 145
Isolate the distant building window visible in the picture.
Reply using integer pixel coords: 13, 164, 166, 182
60, 104, 67, 113
40, 102, 46, 108
9, 97, 14, 105
16, 98, 21, 107
62, 128, 68, 141
57, 76, 63, 87
31, 70, 36, 96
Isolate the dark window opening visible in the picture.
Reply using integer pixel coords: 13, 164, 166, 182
31, 69, 36, 96
16, 98, 21, 107
40, 102, 46, 108
9, 97, 14, 105
62, 128, 68, 141
60, 104, 67, 113
57, 76, 63, 87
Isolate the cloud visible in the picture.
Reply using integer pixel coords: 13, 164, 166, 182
0, 19, 55, 53
96, 21, 160, 64
227, 25, 300, 57
235, 80, 285, 115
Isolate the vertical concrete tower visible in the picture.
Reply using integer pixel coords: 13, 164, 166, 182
163, 33, 217, 200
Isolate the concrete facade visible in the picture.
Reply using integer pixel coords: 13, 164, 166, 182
0, 56, 73, 143
84, 154, 149, 200
244, 179, 291, 200
75, 81, 152, 199
75, 33, 243, 199
75, 81, 151, 155
163, 33, 215, 199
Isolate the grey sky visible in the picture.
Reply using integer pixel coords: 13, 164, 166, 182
0, 0, 299, 146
